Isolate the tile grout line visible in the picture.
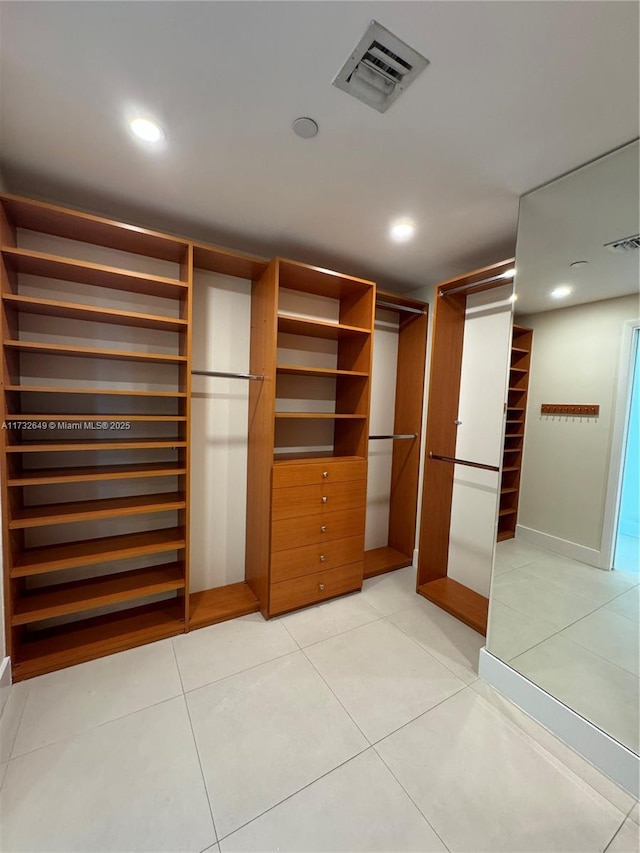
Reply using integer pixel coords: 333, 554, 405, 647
5, 684, 31, 763
181, 647, 302, 697
372, 744, 451, 852
602, 812, 632, 853
214, 745, 374, 844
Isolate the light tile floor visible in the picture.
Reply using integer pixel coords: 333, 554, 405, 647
0, 565, 637, 852
488, 540, 640, 753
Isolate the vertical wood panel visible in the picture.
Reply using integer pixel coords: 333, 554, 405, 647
388, 309, 428, 558
417, 291, 466, 585
245, 261, 278, 615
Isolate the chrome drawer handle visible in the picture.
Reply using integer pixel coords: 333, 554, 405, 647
322, 471, 329, 479
321, 496, 327, 504
320, 554, 327, 562
318, 583, 325, 591
320, 525, 327, 533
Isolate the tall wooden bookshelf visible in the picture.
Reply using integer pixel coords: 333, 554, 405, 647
0, 195, 193, 679
497, 324, 533, 541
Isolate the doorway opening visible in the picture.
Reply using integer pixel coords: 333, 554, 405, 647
614, 328, 639, 573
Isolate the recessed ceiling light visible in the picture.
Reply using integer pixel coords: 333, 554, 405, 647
129, 117, 164, 143
389, 219, 416, 242
551, 285, 573, 299
292, 117, 318, 139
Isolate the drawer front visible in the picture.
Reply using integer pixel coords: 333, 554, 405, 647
272, 480, 366, 521
273, 459, 367, 489
269, 562, 363, 616
271, 535, 364, 583
271, 507, 365, 552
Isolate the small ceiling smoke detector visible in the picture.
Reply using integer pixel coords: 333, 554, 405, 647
333, 21, 429, 113
292, 117, 319, 139
604, 234, 640, 253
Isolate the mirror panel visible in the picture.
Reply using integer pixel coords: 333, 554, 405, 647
487, 141, 639, 754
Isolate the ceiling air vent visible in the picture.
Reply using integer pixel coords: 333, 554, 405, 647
333, 21, 429, 113
604, 234, 640, 253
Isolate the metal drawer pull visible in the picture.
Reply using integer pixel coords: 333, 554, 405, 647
321, 496, 327, 503
322, 471, 329, 478
320, 554, 327, 562
319, 583, 325, 591
320, 525, 327, 533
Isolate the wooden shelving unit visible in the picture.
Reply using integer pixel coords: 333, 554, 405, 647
246, 258, 375, 618
497, 324, 533, 541
0, 193, 192, 679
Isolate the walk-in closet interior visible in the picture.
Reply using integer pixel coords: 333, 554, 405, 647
0, 193, 429, 680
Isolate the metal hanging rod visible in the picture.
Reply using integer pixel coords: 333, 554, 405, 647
191, 369, 264, 381
376, 300, 426, 316
429, 451, 499, 472
439, 271, 514, 298
369, 433, 417, 440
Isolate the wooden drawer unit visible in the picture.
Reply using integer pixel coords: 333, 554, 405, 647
272, 480, 366, 521
271, 535, 364, 583
271, 507, 365, 552
270, 562, 363, 615
273, 458, 367, 489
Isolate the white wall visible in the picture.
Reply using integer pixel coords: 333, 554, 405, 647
517, 293, 639, 561
448, 284, 513, 596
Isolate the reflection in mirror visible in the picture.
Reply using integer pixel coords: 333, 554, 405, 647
487, 140, 639, 754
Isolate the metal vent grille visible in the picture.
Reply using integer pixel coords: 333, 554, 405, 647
604, 234, 640, 253
333, 21, 429, 113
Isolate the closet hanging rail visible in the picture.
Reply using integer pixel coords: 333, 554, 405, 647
376, 300, 426, 316
439, 271, 514, 297
429, 452, 499, 472
191, 369, 264, 381
369, 433, 417, 440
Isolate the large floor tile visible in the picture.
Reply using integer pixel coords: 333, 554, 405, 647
491, 569, 605, 630
630, 803, 640, 824
173, 613, 298, 692
562, 607, 640, 676
0, 696, 215, 853
0, 682, 29, 763
469, 679, 637, 816
495, 539, 551, 568
305, 620, 464, 743
520, 556, 636, 604
614, 533, 640, 576
376, 688, 625, 852
606, 818, 640, 853
186, 651, 367, 839
388, 599, 484, 684
359, 565, 420, 616
279, 592, 380, 648
512, 634, 639, 753
221, 749, 446, 853
486, 599, 559, 660
12, 639, 182, 758
606, 587, 640, 623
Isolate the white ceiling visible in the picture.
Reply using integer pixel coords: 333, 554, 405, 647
515, 140, 639, 315
0, 1, 638, 292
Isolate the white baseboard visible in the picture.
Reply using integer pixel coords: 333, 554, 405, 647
479, 648, 639, 797
516, 524, 602, 569
0, 656, 11, 718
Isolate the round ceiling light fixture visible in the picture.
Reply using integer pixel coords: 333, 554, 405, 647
551, 285, 573, 299
129, 117, 165, 143
292, 117, 319, 139
389, 218, 416, 242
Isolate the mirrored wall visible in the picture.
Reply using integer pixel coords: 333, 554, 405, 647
487, 140, 639, 754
